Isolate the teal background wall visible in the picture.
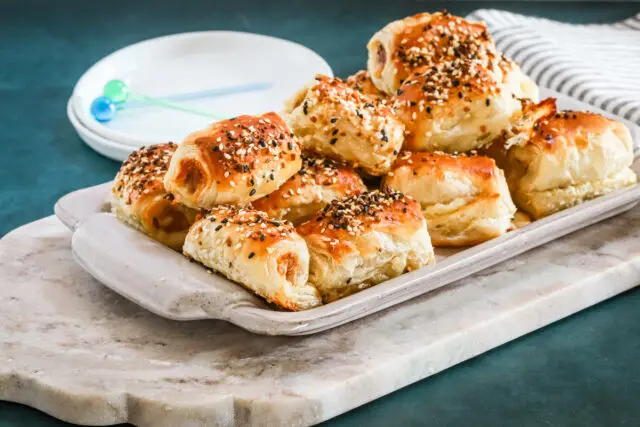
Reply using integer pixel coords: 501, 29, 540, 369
1, 1, 639, 426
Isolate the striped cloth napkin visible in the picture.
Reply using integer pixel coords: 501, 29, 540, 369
467, 9, 640, 153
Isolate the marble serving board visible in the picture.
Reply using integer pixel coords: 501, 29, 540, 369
1, 204, 640, 426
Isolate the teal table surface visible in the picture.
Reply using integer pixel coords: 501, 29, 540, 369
1, 1, 639, 426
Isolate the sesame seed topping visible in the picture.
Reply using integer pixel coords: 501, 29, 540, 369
192, 113, 299, 183
199, 206, 295, 242
304, 190, 410, 236
113, 142, 177, 204
391, 11, 499, 86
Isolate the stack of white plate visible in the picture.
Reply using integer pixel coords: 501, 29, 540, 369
68, 31, 332, 161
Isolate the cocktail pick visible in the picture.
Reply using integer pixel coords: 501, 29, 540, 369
90, 79, 226, 123
123, 82, 271, 108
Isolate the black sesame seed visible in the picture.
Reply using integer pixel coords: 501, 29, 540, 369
250, 179, 255, 186
330, 138, 338, 145
393, 150, 398, 155
426, 107, 432, 114
248, 252, 255, 259
330, 117, 338, 123
332, 129, 339, 136
260, 234, 265, 241
486, 99, 491, 106
346, 278, 352, 284
287, 142, 293, 150
303, 100, 309, 115
396, 89, 404, 96
250, 189, 257, 196
457, 92, 463, 99
243, 165, 249, 173
213, 146, 220, 152
270, 173, 275, 180
259, 140, 267, 147
215, 225, 223, 231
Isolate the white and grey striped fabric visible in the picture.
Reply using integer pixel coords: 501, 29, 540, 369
467, 9, 640, 152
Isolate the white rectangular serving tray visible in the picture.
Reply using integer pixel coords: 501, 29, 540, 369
56, 89, 640, 336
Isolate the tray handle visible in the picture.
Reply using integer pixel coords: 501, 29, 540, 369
54, 182, 113, 231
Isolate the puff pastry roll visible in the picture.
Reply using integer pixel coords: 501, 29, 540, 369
392, 59, 521, 153
367, 11, 501, 95
499, 57, 539, 103
344, 70, 389, 103
164, 112, 302, 209
252, 155, 367, 225
488, 99, 637, 219
183, 206, 322, 311
297, 190, 436, 302
284, 75, 404, 176
383, 152, 516, 246
111, 143, 198, 251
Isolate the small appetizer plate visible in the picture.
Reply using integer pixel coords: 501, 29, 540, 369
70, 31, 333, 150
67, 99, 137, 161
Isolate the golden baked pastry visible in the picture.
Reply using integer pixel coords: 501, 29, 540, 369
487, 99, 637, 219
164, 112, 302, 209
382, 151, 516, 246
251, 154, 367, 225
510, 211, 532, 229
367, 11, 501, 95
296, 190, 436, 302
499, 57, 539, 103
284, 75, 404, 176
392, 59, 521, 153
111, 143, 198, 251
183, 206, 322, 311
344, 70, 389, 103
